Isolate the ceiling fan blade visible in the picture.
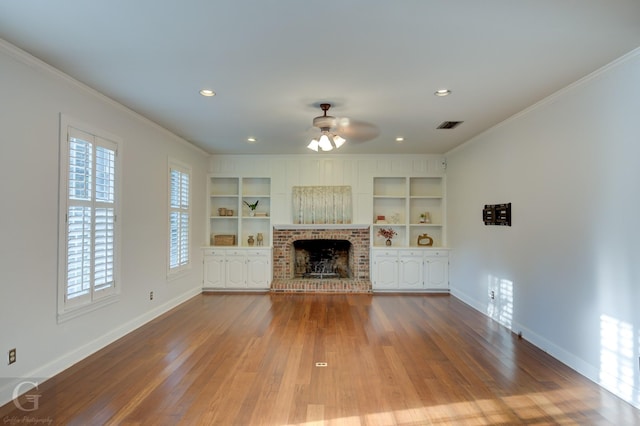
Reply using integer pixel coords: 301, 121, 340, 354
335, 117, 380, 143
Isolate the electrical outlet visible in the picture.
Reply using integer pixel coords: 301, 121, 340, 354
149, 291, 154, 300
8, 348, 16, 365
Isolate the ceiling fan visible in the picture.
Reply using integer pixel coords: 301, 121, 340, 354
306, 103, 379, 152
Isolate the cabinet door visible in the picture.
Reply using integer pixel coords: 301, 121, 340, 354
398, 253, 423, 289
246, 252, 271, 289
204, 255, 226, 288
424, 253, 449, 290
226, 254, 247, 288
372, 252, 398, 289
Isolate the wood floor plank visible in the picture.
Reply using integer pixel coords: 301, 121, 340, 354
1, 293, 638, 425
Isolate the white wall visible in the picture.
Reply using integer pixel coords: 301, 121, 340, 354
446, 49, 640, 407
0, 41, 208, 405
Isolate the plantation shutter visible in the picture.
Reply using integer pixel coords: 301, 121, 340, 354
169, 166, 190, 270
65, 127, 117, 306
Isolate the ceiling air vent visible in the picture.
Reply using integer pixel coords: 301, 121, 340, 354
437, 121, 463, 129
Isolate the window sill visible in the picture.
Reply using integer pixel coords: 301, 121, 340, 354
57, 294, 120, 323
167, 264, 191, 282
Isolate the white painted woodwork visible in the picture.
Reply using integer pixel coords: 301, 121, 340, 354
203, 252, 225, 288
372, 248, 449, 292
372, 250, 399, 289
372, 176, 445, 247
398, 251, 424, 289
246, 251, 271, 289
208, 154, 445, 226
226, 253, 246, 288
207, 177, 271, 247
203, 248, 272, 290
424, 251, 449, 290
207, 156, 449, 295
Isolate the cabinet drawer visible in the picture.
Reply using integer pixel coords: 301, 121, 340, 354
398, 250, 422, 257
247, 250, 269, 257
373, 250, 397, 257
424, 250, 448, 257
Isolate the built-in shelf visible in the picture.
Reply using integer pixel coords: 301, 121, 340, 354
207, 176, 271, 247
372, 176, 445, 247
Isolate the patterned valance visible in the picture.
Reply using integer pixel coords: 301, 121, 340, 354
292, 186, 352, 224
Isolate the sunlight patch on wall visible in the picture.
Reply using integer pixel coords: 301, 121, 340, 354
599, 314, 638, 405
487, 275, 514, 329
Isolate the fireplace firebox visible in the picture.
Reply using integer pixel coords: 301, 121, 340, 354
294, 239, 351, 279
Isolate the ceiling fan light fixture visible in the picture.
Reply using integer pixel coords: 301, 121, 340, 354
318, 134, 333, 151
307, 103, 349, 152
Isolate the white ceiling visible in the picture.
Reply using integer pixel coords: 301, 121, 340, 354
1, 1, 639, 155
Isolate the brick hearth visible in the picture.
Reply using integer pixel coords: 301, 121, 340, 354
271, 224, 372, 293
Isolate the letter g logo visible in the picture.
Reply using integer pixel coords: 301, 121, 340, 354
12, 381, 41, 412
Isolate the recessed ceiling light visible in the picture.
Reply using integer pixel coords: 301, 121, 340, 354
247, 137, 257, 143
395, 137, 404, 142
434, 89, 451, 97
199, 89, 215, 97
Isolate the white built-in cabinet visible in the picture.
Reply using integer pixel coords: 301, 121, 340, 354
204, 176, 272, 291
371, 248, 449, 292
372, 177, 444, 247
203, 248, 272, 290
202, 163, 449, 293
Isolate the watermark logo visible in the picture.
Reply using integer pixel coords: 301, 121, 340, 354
12, 381, 41, 412
1, 378, 54, 425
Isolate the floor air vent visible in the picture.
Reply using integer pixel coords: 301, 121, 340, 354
437, 121, 463, 129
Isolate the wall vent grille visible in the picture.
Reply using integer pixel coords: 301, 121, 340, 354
437, 121, 463, 129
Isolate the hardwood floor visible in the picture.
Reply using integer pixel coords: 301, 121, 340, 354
2, 293, 639, 425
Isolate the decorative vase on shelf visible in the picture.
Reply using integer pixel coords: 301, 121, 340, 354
385, 239, 392, 246
249, 210, 255, 217
256, 233, 263, 246
248, 235, 255, 246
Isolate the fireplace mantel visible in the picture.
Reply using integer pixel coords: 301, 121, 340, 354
273, 224, 370, 230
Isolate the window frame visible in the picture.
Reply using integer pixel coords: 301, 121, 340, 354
167, 158, 192, 277
57, 115, 122, 322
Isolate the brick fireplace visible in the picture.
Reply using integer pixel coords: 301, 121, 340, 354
271, 224, 372, 293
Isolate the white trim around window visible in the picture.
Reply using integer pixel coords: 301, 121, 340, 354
167, 158, 192, 278
57, 115, 122, 322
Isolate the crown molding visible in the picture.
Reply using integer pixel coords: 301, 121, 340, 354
446, 46, 640, 157
0, 38, 208, 156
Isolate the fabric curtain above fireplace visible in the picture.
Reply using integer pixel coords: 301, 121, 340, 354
292, 186, 352, 224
